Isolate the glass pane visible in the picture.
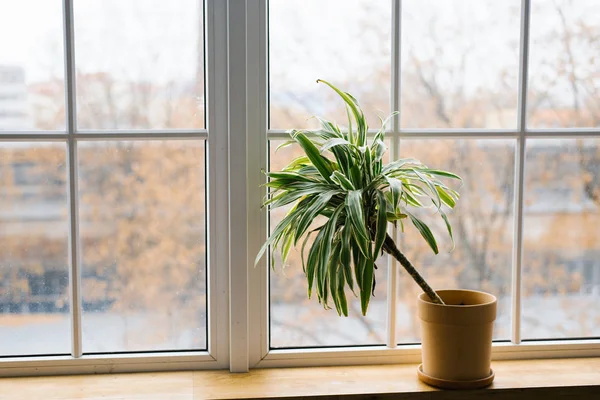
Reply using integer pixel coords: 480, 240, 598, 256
401, 0, 521, 129
269, 141, 387, 348
79, 140, 207, 352
0, 143, 69, 356
523, 139, 600, 339
528, 0, 600, 128
74, 0, 205, 130
269, 0, 391, 130
395, 139, 514, 343
0, 0, 65, 131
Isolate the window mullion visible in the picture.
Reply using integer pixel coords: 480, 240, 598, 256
512, 0, 532, 345
206, 0, 230, 366
246, 0, 269, 367
227, 0, 250, 373
386, 0, 402, 349
62, 0, 83, 358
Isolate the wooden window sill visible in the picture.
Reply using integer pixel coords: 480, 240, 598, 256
1, 358, 599, 399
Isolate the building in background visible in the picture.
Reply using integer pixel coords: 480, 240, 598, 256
0, 66, 30, 130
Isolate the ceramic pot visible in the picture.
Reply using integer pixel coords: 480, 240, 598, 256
417, 289, 497, 386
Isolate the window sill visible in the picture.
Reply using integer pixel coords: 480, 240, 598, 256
1, 358, 599, 399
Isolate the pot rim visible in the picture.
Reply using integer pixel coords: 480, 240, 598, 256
418, 289, 497, 308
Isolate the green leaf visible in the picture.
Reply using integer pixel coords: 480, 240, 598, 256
412, 169, 442, 209
340, 225, 354, 293
349, 165, 362, 189
440, 211, 455, 251
337, 267, 348, 316
382, 158, 421, 175
407, 212, 439, 254
373, 192, 387, 258
317, 79, 367, 146
363, 145, 372, 181
275, 140, 296, 152
294, 190, 336, 245
345, 190, 370, 256
436, 186, 456, 208
331, 170, 355, 190
281, 232, 294, 266
386, 211, 407, 222
361, 258, 375, 315
300, 230, 315, 274
255, 208, 300, 266
372, 139, 387, 163
385, 177, 403, 210
307, 227, 327, 299
402, 188, 423, 207
320, 138, 353, 154
328, 243, 342, 314
313, 116, 343, 139
293, 132, 334, 183
424, 169, 463, 181
318, 205, 344, 295
346, 105, 354, 144
353, 246, 365, 291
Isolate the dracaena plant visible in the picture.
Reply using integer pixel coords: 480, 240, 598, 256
256, 79, 461, 316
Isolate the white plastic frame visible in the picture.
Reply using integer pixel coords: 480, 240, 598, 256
248, 0, 600, 370
0, 0, 230, 376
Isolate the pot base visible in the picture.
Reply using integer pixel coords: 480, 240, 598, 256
417, 364, 494, 390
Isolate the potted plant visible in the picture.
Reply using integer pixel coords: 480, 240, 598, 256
256, 80, 497, 389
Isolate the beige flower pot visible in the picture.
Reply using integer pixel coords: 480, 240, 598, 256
417, 289, 497, 389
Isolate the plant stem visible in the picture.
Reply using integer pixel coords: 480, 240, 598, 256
383, 233, 445, 305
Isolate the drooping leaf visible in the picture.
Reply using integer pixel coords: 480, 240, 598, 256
440, 211, 455, 251
294, 190, 337, 245
373, 192, 387, 258
361, 258, 375, 315
407, 212, 439, 254
340, 225, 354, 293
337, 266, 348, 316
436, 186, 456, 208
307, 226, 327, 299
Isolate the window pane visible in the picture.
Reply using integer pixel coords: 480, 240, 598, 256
79, 140, 206, 352
528, 0, 600, 128
395, 139, 514, 343
269, 0, 391, 130
74, 0, 205, 130
0, 1, 65, 131
0, 143, 69, 356
269, 141, 387, 348
401, 0, 520, 129
523, 139, 600, 339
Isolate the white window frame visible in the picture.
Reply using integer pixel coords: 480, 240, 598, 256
243, 0, 600, 371
1, 0, 599, 377
0, 0, 230, 376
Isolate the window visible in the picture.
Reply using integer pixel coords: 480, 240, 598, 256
0, 0, 599, 375
248, 0, 600, 368
0, 0, 218, 367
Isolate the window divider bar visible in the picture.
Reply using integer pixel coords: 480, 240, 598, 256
525, 129, 600, 138
391, 0, 401, 134
386, 0, 402, 349
205, 0, 230, 366
246, 0, 269, 366
512, 0, 532, 345
227, 0, 250, 373
73, 130, 208, 138
62, 0, 83, 358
